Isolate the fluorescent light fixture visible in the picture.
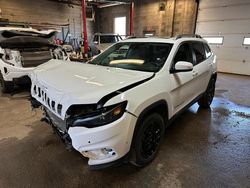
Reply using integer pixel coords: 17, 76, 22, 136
203, 37, 224, 45
145, 33, 154, 37
243, 37, 250, 45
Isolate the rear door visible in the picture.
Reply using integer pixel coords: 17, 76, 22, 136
190, 42, 212, 94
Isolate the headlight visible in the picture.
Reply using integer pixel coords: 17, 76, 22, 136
67, 101, 127, 128
1, 49, 15, 66
4, 49, 13, 60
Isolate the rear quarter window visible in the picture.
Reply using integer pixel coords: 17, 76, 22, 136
192, 42, 206, 65
100, 36, 117, 43
204, 43, 212, 58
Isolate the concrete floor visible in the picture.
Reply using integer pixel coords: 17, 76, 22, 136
0, 73, 249, 188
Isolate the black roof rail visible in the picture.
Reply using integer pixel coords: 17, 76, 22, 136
175, 34, 202, 40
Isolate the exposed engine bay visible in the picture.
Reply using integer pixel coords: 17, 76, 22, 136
0, 29, 68, 69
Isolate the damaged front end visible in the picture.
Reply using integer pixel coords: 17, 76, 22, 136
30, 97, 72, 149
30, 89, 131, 166
30, 94, 127, 149
0, 29, 68, 71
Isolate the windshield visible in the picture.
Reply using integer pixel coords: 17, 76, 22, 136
90, 42, 173, 72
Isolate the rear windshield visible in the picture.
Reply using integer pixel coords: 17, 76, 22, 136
90, 42, 173, 72
100, 36, 118, 43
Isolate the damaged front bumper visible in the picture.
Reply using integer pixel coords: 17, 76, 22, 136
31, 98, 137, 167
68, 112, 136, 166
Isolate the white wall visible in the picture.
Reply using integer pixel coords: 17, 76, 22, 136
196, 0, 250, 75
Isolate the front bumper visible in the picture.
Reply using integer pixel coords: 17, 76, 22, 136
0, 60, 34, 82
68, 112, 137, 166
39, 103, 137, 166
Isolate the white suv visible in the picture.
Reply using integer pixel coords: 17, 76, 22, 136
30, 35, 217, 169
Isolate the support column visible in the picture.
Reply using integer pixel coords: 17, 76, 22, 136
82, 0, 88, 54
130, 2, 134, 36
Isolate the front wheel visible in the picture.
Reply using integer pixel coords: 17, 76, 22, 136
131, 113, 165, 167
198, 77, 216, 108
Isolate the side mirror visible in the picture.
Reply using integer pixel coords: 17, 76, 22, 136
172, 61, 193, 73
93, 41, 99, 45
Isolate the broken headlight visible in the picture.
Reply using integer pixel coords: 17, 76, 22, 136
67, 101, 127, 128
3, 49, 13, 61
1, 49, 15, 66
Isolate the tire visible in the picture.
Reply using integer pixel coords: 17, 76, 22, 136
132, 113, 165, 167
0, 72, 14, 93
198, 77, 216, 108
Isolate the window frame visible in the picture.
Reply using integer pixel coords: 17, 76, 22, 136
203, 43, 212, 59
170, 41, 195, 73
190, 41, 207, 66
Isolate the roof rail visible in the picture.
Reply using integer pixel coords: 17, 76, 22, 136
175, 34, 202, 40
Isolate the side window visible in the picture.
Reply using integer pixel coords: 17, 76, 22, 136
204, 43, 212, 58
174, 43, 193, 64
192, 42, 206, 65
93, 35, 98, 42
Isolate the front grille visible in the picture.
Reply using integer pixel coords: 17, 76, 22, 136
45, 107, 67, 133
33, 84, 63, 117
21, 50, 52, 67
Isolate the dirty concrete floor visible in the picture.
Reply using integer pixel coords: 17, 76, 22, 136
0, 73, 249, 188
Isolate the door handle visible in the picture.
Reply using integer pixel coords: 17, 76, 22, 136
192, 71, 198, 77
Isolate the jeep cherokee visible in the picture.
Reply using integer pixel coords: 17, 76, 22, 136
30, 35, 217, 169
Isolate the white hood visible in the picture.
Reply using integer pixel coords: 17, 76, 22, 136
31, 60, 153, 119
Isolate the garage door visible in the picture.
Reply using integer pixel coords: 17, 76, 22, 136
196, 0, 250, 76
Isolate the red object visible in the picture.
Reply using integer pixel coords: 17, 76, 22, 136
55, 39, 62, 45
130, 2, 135, 36
82, 0, 89, 54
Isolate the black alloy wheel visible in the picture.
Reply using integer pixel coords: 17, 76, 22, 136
198, 77, 216, 108
132, 113, 165, 167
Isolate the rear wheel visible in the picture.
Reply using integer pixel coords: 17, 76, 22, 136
0, 72, 14, 93
198, 77, 216, 108
132, 113, 165, 167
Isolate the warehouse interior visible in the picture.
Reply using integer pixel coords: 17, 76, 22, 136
0, 0, 249, 187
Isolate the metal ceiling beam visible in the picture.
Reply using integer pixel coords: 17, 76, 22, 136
97, 2, 128, 8
48, 0, 81, 6
49, 0, 130, 7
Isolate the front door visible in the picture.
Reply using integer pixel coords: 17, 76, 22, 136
169, 42, 199, 114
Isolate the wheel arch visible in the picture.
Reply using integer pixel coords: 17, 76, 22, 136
129, 99, 169, 163
136, 100, 169, 126
131, 100, 169, 144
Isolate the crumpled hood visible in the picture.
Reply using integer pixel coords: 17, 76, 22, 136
31, 60, 153, 118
